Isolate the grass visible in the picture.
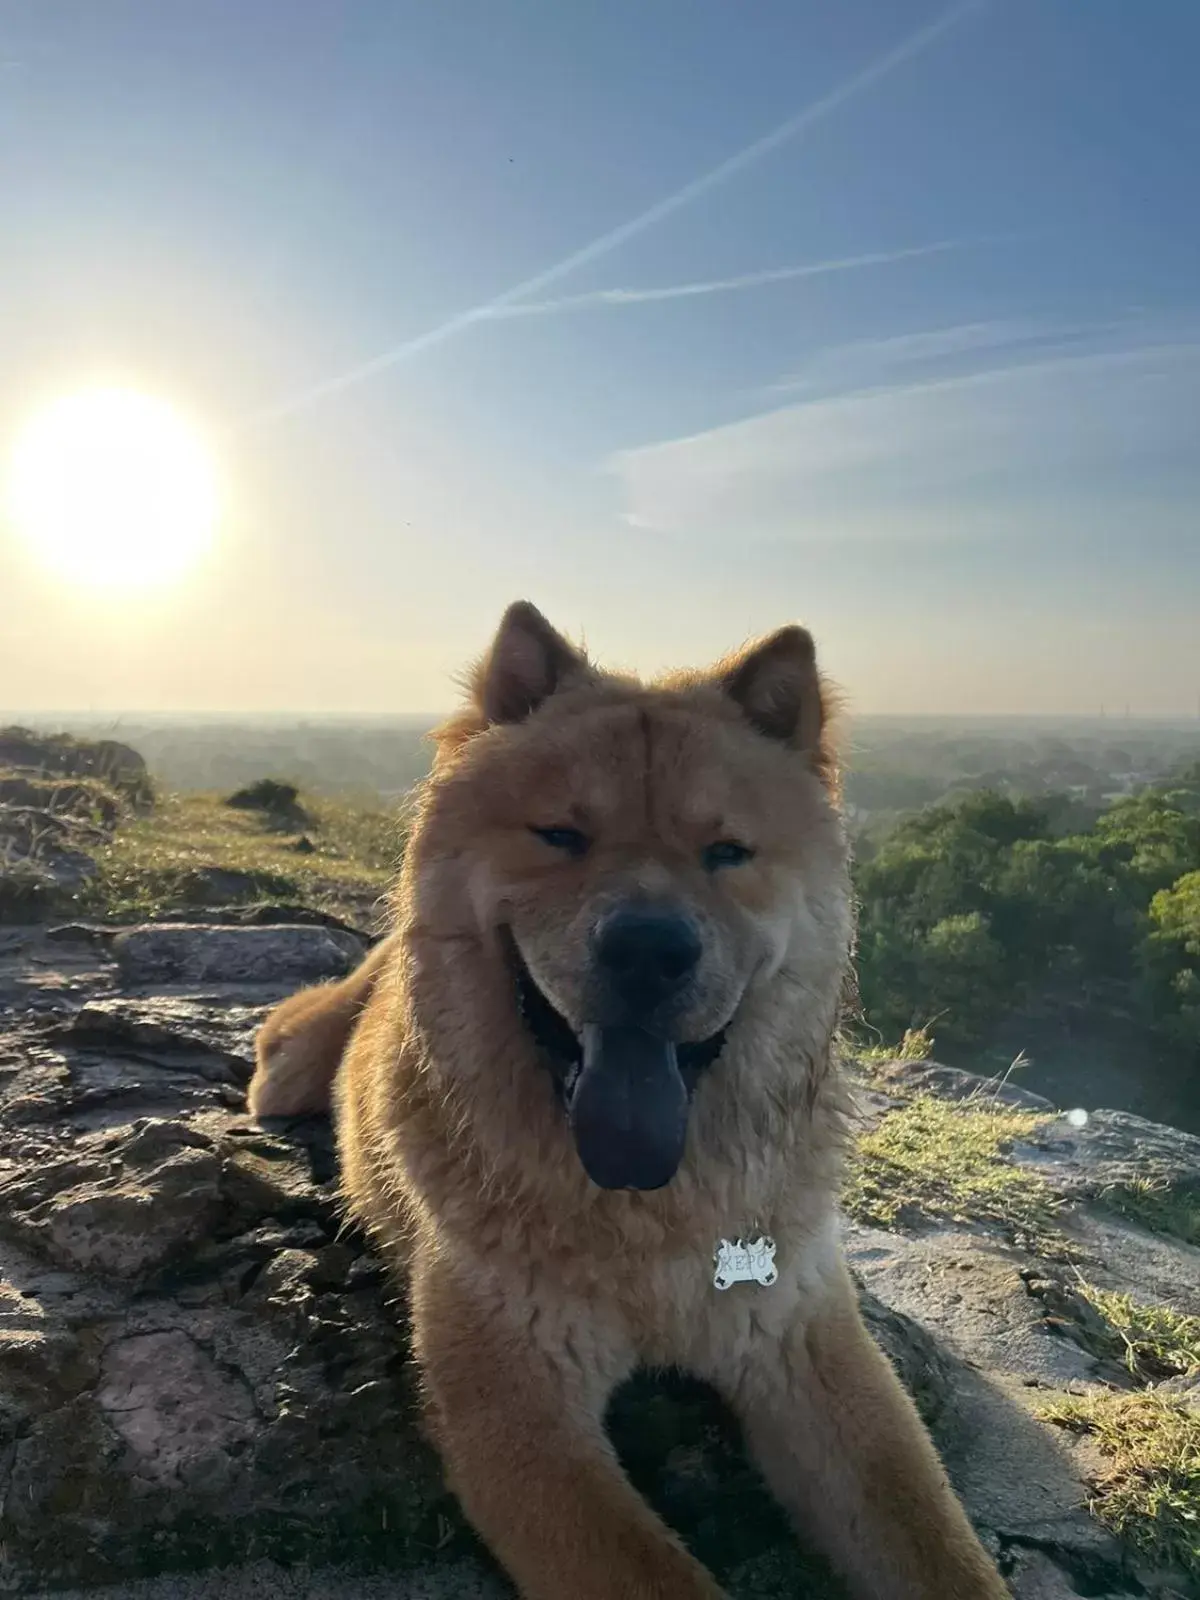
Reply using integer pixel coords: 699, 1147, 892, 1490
1076, 1285, 1200, 1383
844, 1091, 1057, 1243
1043, 1390, 1200, 1579
841, 1036, 1200, 1580
78, 790, 401, 924
1095, 1175, 1200, 1249
850, 1024, 936, 1070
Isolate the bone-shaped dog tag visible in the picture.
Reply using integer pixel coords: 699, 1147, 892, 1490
713, 1235, 778, 1290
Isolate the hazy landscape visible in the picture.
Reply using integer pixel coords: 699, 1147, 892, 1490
11, 709, 1199, 815
7, 709, 1199, 1130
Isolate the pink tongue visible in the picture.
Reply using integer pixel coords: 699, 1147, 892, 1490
568, 1024, 689, 1191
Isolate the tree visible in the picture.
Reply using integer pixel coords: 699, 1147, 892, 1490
854, 792, 1049, 1044
853, 780, 1200, 1056
1144, 871, 1200, 1050
915, 913, 1007, 1044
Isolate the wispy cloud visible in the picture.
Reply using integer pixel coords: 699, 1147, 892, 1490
473, 240, 965, 322
765, 316, 1122, 396
253, 0, 985, 424
611, 321, 1200, 540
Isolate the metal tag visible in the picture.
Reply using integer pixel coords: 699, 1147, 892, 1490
713, 1235, 778, 1291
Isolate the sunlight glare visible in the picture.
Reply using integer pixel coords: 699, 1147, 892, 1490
5, 387, 219, 589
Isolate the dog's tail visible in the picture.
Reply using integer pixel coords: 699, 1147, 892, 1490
247, 933, 397, 1118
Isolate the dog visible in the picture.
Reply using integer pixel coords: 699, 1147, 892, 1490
249, 602, 1008, 1599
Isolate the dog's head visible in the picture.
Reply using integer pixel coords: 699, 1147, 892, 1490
413, 602, 851, 1193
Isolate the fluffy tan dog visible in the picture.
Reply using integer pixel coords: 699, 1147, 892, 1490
249, 602, 1007, 1600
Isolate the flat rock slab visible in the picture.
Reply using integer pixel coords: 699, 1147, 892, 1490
48, 1560, 509, 1600
869, 1057, 1055, 1112
845, 1224, 1120, 1391
1020, 1107, 1200, 1200
112, 925, 366, 988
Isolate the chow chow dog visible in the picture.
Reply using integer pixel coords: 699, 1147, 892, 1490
249, 602, 1006, 1599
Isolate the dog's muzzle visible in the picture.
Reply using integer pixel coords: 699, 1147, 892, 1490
506, 926, 726, 1192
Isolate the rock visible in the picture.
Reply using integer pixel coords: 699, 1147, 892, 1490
224, 779, 308, 830
0, 854, 67, 921
0, 930, 1193, 1597
0, 803, 105, 922
51, 996, 258, 1071
1021, 1108, 1200, 1203
169, 867, 276, 906
225, 779, 300, 813
869, 1056, 1055, 1112
96, 1327, 259, 1481
46, 903, 374, 939
857, 1278, 957, 1428
0, 726, 152, 805
47, 1560, 510, 1600
112, 924, 366, 987
217, 903, 371, 936
0, 741, 129, 924
844, 1226, 1117, 1391
0, 773, 123, 828
0, 813, 100, 889
0, 1118, 225, 1279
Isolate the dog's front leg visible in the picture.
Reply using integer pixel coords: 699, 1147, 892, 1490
727, 1265, 1008, 1600
412, 1254, 726, 1600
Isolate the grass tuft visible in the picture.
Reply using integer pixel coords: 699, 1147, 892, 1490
1096, 1176, 1200, 1249
851, 1025, 936, 1069
1076, 1285, 1200, 1384
844, 1092, 1056, 1243
1043, 1390, 1200, 1579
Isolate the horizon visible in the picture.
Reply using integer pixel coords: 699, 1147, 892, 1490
2, 1, 1198, 716
6, 707, 1200, 731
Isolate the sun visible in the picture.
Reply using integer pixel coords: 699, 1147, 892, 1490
5, 387, 219, 589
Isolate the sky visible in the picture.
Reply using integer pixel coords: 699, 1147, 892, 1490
1, 0, 1198, 717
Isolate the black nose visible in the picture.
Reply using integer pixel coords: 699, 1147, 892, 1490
594, 906, 702, 1006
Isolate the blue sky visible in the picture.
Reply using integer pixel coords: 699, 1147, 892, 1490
1, 0, 1198, 714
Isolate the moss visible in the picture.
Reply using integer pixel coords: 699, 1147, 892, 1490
1096, 1175, 1200, 1249
1043, 1390, 1200, 1579
79, 791, 399, 923
844, 1092, 1056, 1244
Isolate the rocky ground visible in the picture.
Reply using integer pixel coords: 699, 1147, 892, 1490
2, 743, 1198, 1599
0, 728, 148, 924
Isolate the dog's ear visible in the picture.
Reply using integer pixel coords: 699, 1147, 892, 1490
476, 601, 590, 725
719, 625, 825, 752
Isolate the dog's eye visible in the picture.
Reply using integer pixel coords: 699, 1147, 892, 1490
531, 826, 590, 858
703, 840, 755, 871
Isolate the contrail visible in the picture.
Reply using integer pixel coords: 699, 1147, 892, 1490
254, 0, 985, 424
478, 240, 966, 320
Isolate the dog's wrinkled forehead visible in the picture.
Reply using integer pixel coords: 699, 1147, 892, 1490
427, 599, 840, 851
497, 701, 787, 842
